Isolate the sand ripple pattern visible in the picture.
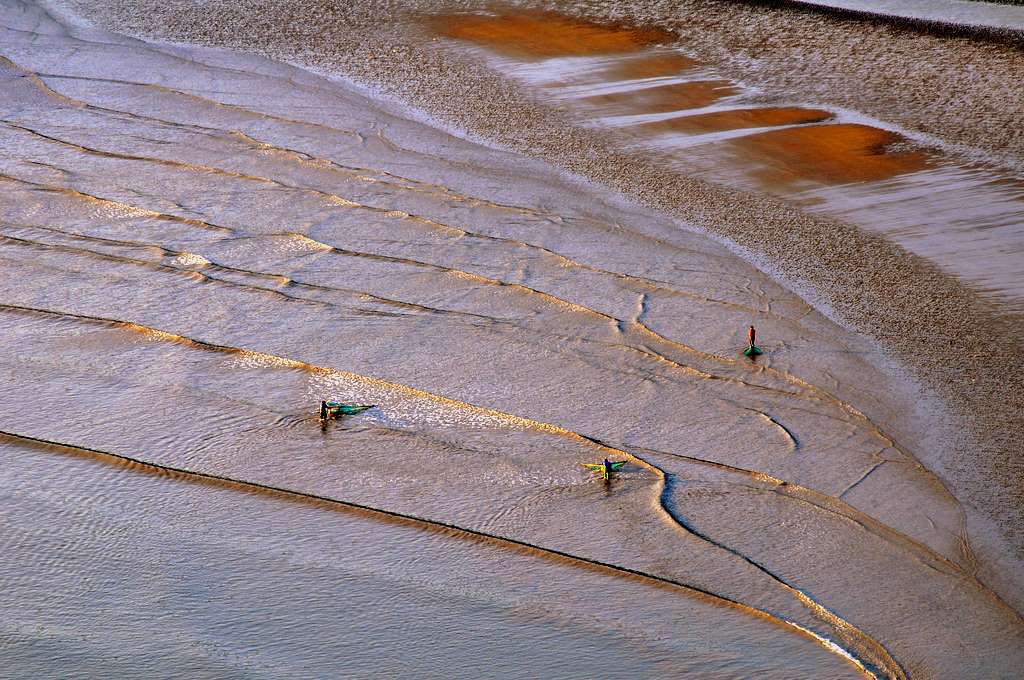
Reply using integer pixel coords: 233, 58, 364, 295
0, 1, 1022, 678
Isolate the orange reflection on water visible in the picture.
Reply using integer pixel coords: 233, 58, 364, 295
730, 123, 932, 186
582, 80, 740, 114
436, 12, 674, 58
641, 107, 834, 134
434, 9, 930, 190
600, 52, 698, 79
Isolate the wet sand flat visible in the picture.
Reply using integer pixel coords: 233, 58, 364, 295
2, 0, 1023, 678
5, 436, 865, 679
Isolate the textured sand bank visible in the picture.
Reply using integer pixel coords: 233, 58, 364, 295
5, 0, 1024, 674
52, 0, 1024, 609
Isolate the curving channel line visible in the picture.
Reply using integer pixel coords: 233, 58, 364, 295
0, 301, 905, 678
0, 427, 886, 679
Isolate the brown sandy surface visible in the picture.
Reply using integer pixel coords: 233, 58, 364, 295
653, 1, 1024, 171
55, 0, 1024, 611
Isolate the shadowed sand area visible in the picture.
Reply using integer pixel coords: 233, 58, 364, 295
3, 0, 1023, 678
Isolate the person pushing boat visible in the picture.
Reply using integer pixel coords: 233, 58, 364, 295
319, 400, 376, 420
582, 457, 626, 481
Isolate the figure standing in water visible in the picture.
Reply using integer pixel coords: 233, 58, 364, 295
319, 400, 376, 422
744, 325, 763, 357
582, 458, 626, 481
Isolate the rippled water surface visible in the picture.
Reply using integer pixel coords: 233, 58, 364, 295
1, 1, 1023, 677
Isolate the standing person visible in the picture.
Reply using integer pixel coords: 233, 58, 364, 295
744, 325, 763, 357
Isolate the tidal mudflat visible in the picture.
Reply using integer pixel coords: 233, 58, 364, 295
1, 0, 1022, 677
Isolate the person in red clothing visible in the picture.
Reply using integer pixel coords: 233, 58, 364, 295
744, 325, 763, 357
